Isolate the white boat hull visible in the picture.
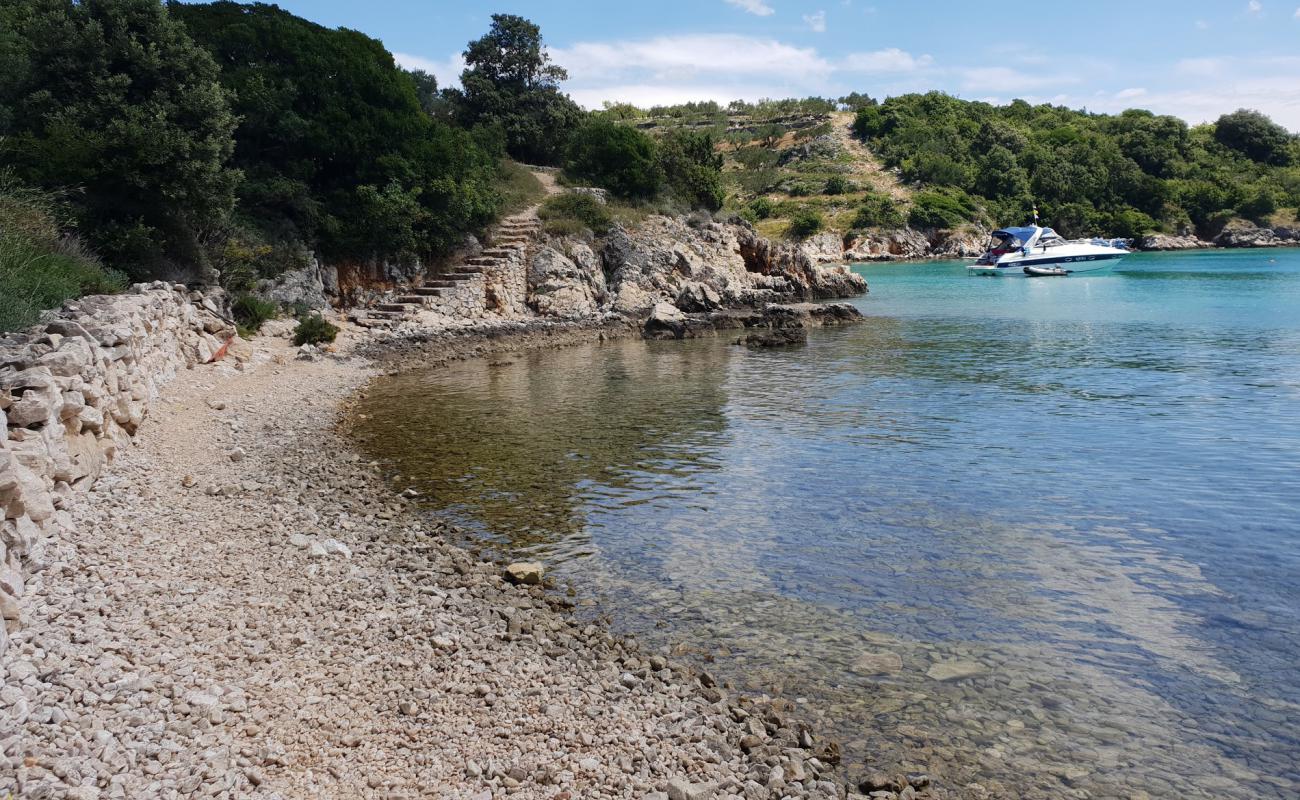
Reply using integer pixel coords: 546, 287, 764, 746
967, 242, 1127, 276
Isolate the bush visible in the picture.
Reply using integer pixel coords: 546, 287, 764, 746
230, 294, 278, 338
658, 129, 725, 210
538, 192, 614, 236
0, 178, 126, 333
293, 314, 339, 346
823, 176, 851, 195
908, 189, 981, 229
748, 197, 776, 220
564, 118, 661, 199
787, 209, 824, 239
852, 192, 905, 229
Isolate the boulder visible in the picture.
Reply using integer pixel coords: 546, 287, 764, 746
504, 562, 544, 586
644, 302, 687, 340
675, 282, 722, 313
256, 261, 330, 310
852, 651, 903, 675
1215, 223, 1282, 248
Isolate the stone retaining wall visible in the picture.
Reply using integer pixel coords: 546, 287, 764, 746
0, 283, 236, 655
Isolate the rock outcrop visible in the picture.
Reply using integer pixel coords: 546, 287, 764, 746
0, 284, 241, 655
527, 243, 606, 319
1214, 222, 1291, 248
1138, 233, 1212, 250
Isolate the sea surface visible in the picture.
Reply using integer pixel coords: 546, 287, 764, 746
354, 248, 1300, 799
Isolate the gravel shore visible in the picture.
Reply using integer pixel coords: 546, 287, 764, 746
2, 319, 936, 800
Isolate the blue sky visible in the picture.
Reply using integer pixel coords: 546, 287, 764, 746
249, 1, 1300, 130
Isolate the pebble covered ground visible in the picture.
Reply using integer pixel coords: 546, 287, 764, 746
2, 322, 945, 800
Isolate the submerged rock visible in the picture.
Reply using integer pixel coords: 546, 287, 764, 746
734, 327, 808, 348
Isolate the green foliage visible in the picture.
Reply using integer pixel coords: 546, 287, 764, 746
657, 130, 725, 210
293, 313, 339, 346
0, 177, 126, 332
823, 175, 851, 195
565, 119, 661, 199
0, 0, 239, 278
748, 197, 776, 220
174, 2, 500, 266
538, 193, 613, 236
908, 189, 982, 230
839, 92, 877, 112
854, 91, 1299, 237
230, 293, 278, 337
1214, 109, 1294, 166
451, 14, 584, 165
787, 208, 824, 239
852, 192, 906, 229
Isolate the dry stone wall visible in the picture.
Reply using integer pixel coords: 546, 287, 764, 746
0, 283, 236, 655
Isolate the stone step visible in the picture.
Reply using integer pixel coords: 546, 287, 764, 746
365, 310, 408, 320
375, 303, 416, 313
395, 295, 426, 305
480, 248, 520, 257
463, 258, 500, 267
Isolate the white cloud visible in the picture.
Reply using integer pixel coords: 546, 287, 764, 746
552, 35, 831, 82
1294, 5, 1300, 17
724, 0, 775, 16
841, 48, 933, 73
1248, 0, 1262, 12
1115, 87, 1147, 99
1195, 19, 1209, 29
393, 52, 466, 89
803, 10, 827, 32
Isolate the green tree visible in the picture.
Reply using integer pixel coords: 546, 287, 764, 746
452, 14, 584, 165
1214, 109, 1293, 165
657, 129, 724, 210
565, 119, 661, 199
174, 1, 499, 264
0, 0, 239, 278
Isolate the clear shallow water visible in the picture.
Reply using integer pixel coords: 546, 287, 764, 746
355, 249, 1300, 799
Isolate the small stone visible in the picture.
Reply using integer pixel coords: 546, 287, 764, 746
289, 533, 310, 548
852, 651, 903, 675
181, 474, 197, 488
667, 777, 714, 800
578, 757, 599, 771
228, 447, 246, 463
926, 659, 986, 682
398, 700, 417, 716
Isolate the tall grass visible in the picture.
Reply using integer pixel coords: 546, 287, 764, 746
496, 160, 546, 216
0, 176, 126, 333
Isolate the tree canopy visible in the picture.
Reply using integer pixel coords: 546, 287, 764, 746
451, 14, 584, 165
0, 0, 239, 278
853, 92, 1300, 237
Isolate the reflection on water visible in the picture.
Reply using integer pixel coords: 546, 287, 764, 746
355, 249, 1300, 799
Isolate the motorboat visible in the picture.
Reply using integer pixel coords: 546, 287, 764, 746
967, 225, 1129, 276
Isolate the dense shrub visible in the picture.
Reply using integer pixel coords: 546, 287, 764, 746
293, 313, 339, 346
230, 294, 278, 337
787, 209, 824, 239
565, 119, 661, 199
823, 176, 851, 195
0, 177, 125, 333
748, 197, 776, 220
852, 192, 906, 229
908, 189, 981, 230
538, 193, 614, 236
657, 130, 725, 210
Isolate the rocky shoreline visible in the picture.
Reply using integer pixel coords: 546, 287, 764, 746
1, 305, 963, 799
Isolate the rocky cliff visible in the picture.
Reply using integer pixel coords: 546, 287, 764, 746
527, 216, 868, 322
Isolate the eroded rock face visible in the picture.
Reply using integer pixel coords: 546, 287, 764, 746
527, 245, 606, 320
256, 261, 330, 310
1214, 223, 1284, 248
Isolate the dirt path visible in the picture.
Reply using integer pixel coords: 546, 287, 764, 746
828, 111, 911, 201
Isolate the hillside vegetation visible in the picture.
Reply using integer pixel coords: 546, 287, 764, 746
605, 94, 1300, 242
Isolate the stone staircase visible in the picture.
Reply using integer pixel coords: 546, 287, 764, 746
350, 212, 541, 327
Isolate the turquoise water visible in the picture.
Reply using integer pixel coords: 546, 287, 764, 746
357, 248, 1300, 799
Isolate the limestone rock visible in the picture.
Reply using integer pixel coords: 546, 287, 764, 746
926, 659, 986, 682
504, 561, 544, 585
852, 651, 903, 675
644, 302, 687, 340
